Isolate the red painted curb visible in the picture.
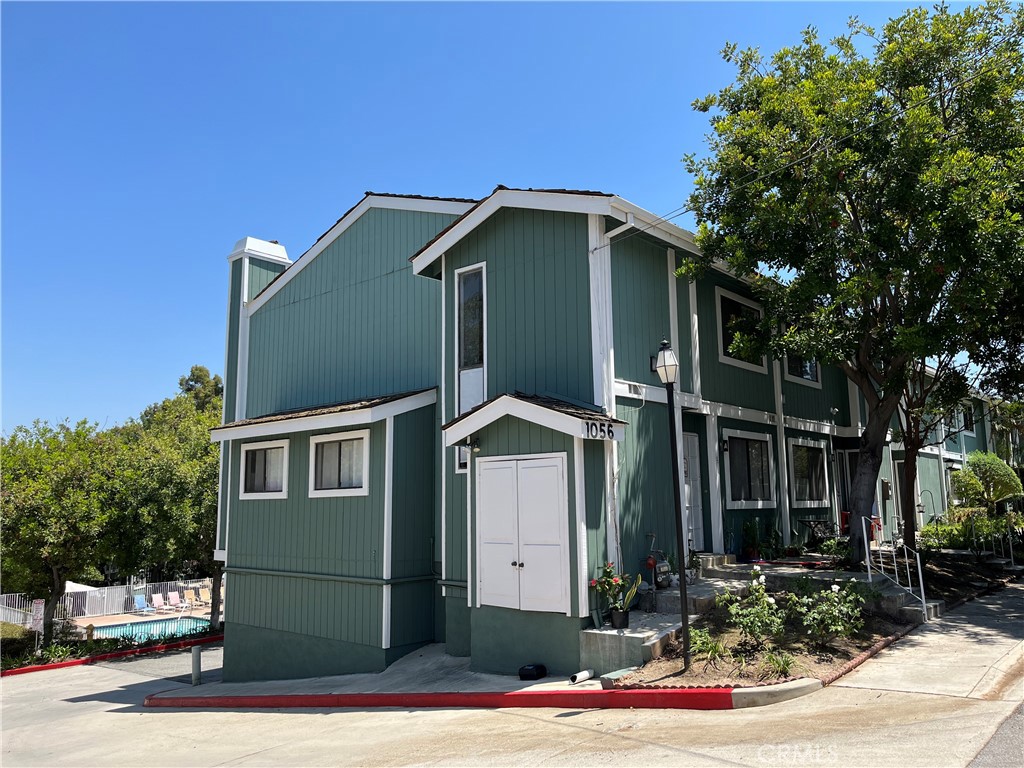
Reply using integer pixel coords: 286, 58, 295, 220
1, 634, 223, 677
144, 687, 735, 711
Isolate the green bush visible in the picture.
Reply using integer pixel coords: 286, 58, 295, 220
794, 579, 865, 646
0, 622, 33, 659
717, 566, 785, 647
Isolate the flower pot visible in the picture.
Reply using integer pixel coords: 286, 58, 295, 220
610, 609, 630, 630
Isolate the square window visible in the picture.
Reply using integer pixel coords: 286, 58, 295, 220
240, 439, 289, 499
309, 430, 370, 498
786, 355, 820, 385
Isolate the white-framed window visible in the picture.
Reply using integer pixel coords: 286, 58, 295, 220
962, 403, 976, 435
784, 355, 821, 388
787, 438, 830, 508
239, 439, 289, 500
715, 286, 767, 374
308, 430, 370, 498
723, 429, 775, 509
455, 262, 486, 474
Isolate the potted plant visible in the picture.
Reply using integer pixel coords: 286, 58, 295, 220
590, 563, 642, 629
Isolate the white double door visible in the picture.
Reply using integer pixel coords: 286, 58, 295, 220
477, 455, 569, 614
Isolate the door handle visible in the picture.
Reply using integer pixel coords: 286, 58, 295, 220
518, 562, 524, 569
511, 561, 519, 567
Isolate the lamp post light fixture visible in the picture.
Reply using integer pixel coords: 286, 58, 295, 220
654, 339, 691, 671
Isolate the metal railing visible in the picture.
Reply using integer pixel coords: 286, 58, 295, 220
863, 516, 928, 621
0, 577, 222, 627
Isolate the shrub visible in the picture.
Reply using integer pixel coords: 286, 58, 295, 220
689, 627, 731, 668
760, 650, 795, 678
795, 579, 865, 646
0, 622, 33, 659
717, 566, 785, 647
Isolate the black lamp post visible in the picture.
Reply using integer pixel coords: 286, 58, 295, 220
654, 339, 691, 671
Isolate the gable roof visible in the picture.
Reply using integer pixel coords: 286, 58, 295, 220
247, 193, 477, 313
442, 391, 627, 446
409, 185, 701, 277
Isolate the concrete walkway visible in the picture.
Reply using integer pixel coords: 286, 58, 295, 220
833, 581, 1023, 701
147, 581, 1023, 710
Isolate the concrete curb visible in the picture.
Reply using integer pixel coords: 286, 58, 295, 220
0, 634, 223, 677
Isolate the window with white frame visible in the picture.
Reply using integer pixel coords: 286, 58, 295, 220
309, 430, 370, 498
724, 430, 775, 509
962, 403, 976, 434
785, 355, 821, 386
788, 439, 829, 507
456, 263, 485, 474
240, 439, 289, 499
716, 287, 766, 373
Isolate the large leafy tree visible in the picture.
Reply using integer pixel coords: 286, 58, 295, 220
1, 421, 113, 644
684, 1, 1024, 556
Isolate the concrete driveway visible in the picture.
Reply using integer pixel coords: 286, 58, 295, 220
3, 584, 1021, 767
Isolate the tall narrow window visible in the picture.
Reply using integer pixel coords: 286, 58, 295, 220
962, 404, 975, 434
456, 265, 485, 473
789, 440, 828, 507
726, 433, 773, 507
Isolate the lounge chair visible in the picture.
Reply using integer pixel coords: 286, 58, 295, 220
133, 594, 156, 615
150, 593, 175, 613
198, 587, 213, 606
167, 591, 191, 612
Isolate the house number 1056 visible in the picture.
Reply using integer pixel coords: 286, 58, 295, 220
583, 421, 614, 440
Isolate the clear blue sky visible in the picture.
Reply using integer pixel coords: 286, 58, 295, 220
2, 1, 924, 433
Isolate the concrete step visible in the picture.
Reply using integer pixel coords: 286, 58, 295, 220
898, 599, 946, 623
579, 612, 693, 676
647, 578, 749, 616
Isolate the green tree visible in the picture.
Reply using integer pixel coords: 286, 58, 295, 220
963, 450, 1023, 513
0, 421, 113, 645
684, 2, 1024, 556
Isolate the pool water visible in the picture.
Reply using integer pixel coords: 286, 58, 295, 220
92, 616, 210, 642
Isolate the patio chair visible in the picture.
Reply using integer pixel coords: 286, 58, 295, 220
167, 591, 191, 612
198, 587, 213, 606
150, 593, 175, 613
133, 594, 156, 615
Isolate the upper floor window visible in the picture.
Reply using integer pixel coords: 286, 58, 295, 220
456, 264, 486, 473
240, 439, 289, 499
962, 404, 976, 434
309, 430, 370, 498
944, 412, 959, 442
716, 287, 766, 374
788, 439, 829, 508
724, 429, 775, 509
785, 355, 821, 387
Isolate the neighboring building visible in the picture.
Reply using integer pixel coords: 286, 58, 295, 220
212, 186, 994, 682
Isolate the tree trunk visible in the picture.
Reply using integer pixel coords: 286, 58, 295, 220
901, 443, 921, 548
209, 560, 223, 630
848, 404, 895, 563
42, 566, 66, 647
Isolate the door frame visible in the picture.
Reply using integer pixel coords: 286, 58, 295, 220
474, 452, 571, 616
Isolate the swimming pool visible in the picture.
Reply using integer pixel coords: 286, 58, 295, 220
91, 616, 210, 642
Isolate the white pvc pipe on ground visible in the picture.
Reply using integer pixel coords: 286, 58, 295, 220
570, 669, 594, 685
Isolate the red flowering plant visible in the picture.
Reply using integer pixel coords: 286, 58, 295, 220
589, 562, 642, 611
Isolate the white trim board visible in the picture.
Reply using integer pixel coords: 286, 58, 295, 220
249, 196, 473, 314
211, 390, 437, 443
443, 396, 626, 446
412, 189, 702, 277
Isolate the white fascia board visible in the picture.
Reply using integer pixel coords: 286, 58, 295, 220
608, 198, 701, 256
443, 396, 625, 446
412, 190, 614, 276
250, 197, 473, 314
211, 389, 436, 443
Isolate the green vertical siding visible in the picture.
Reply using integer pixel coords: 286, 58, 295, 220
783, 364, 850, 424
696, 272, 776, 412
611, 235, 695, 391
917, 454, 943, 524
391, 406, 436, 580
443, 207, 594, 410
248, 259, 287, 301
674, 262, 694, 392
583, 440, 608, 581
223, 259, 243, 422
615, 399, 676, 574
245, 208, 458, 417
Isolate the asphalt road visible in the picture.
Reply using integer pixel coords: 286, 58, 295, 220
3, 586, 1021, 767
